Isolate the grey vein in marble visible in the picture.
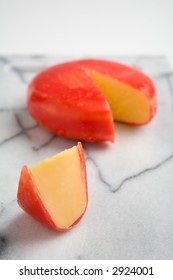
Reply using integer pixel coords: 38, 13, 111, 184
85, 147, 173, 193
114, 151, 173, 192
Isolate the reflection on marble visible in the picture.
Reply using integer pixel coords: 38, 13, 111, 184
0, 55, 173, 260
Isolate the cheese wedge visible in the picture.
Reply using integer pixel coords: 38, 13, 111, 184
17, 142, 88, 232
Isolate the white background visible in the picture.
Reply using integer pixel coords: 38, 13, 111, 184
0, 0, 173, 67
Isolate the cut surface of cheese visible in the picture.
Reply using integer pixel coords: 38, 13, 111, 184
91, 71, 151, 124
29, 146, 87, 229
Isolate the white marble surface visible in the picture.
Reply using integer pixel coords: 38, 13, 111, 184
0, 55, 173, 260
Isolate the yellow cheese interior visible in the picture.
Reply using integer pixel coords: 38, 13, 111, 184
30, 146, 86, 229
91, 71, 150, 123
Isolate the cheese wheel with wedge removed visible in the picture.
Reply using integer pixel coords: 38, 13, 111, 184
28, 59, 156, 142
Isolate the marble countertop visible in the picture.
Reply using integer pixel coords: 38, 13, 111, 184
0, 55, 173, 260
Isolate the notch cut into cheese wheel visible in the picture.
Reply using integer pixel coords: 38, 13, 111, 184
90, 71, 151, 124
